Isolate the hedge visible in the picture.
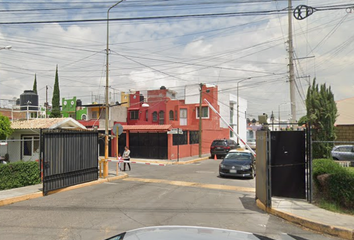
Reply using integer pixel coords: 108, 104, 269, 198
0, 161, 41, 190
313, 159, 354, 209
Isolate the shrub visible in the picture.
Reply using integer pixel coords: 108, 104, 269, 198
312, 159, 343, 191
0, 161, 41, 190
327, 170, 354, 209
313, 159, 354, 209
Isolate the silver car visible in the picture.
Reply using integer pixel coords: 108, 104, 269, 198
105, 226, 273, 240
331, 145, 354, 160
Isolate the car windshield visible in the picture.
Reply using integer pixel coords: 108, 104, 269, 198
211, 141, 227, 146
224, 152, 252, 161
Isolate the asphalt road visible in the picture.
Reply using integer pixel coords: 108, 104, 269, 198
0, 159, 340, 240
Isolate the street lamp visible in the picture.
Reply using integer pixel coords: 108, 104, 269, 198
104, 0, 124, 178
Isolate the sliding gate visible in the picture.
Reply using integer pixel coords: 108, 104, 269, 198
41, 130, 99, 195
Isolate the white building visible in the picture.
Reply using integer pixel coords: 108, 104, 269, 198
219, 93, 247, 146
184, 84, 248, 145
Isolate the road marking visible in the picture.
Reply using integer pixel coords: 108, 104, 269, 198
123, 178, 255, 193
196, 171, 215, 174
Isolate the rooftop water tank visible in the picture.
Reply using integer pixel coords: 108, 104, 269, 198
20, 90, 38, 111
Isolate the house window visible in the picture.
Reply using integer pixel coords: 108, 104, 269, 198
22, 136, 40, 157
130, 110, 139, 120
92, 111, 98, 119
196, 106, 209, 118
173, 131, 188, 145
81, 114, 87, 120
180, 109, 187, 125
152, 111, 158, 122
159, 111, 165, 125
189, 131, 199, 144
145, 110, 148, 121
169, 110, 174, 120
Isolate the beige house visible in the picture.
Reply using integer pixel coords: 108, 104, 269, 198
6, 118, 86, 162
335, 97, 354, 142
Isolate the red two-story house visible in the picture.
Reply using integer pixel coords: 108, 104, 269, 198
112, 85, 228, 160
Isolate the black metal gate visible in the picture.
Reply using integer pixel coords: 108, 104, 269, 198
41, 130, 99, 195
116, 132, 168, 159
270, 131, 306, 199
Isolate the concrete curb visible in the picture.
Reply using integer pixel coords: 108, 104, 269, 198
0, 191, 43, 207
171, 156, 210, 165
0, 173, 128, 208
108, 156, 211, 165
256, 199, 354, 240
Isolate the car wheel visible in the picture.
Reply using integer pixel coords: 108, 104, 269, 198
219, 173, 223, 178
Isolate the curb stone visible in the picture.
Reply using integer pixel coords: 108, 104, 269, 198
256, 199, 354, 240
0, 173, 128, 207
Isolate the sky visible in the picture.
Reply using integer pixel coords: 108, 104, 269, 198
0, 0, 353, 121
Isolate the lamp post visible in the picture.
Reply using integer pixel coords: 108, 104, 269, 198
104, 0, 124, 178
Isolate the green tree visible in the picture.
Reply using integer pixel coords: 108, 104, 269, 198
32, 74, 37, 94
299, 79, 337, 158
0, 113, 13, 140
50, 65, 61, 118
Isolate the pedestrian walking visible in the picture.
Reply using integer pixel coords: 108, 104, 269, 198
123, 146, 131, 171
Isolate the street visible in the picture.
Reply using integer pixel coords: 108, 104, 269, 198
0, 159, 340, 240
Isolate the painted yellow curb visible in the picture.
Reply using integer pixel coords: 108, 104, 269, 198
172, 157, 210, 165
105, 157, 210, 165
0, 191, 43, 207
124, 177, 255, 193
0, 174, 128, 207
47, 174, 128, 195
256, 199, 354, 240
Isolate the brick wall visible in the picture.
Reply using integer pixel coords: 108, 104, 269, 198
335, 125, 354, 141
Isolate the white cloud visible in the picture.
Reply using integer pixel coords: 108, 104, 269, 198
0, 0, 352, 120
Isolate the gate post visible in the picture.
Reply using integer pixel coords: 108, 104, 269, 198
256, 130, 272, 208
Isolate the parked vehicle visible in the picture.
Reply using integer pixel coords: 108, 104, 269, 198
246, 140, 256, 150
331, 145, 354, 163
219, 149, 255, 179
105, 225, 267, 240
210, 139, 239, 159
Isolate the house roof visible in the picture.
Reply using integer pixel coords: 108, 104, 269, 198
11, 118, 87, 130
335, 97, 354, 126
122, 124, 172, 131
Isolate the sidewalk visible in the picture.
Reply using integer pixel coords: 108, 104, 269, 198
257, 197, 354, 240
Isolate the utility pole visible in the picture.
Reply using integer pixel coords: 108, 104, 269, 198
198, 83, 203, 157
104, 0, 124, 178
288, 0, 296, 123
